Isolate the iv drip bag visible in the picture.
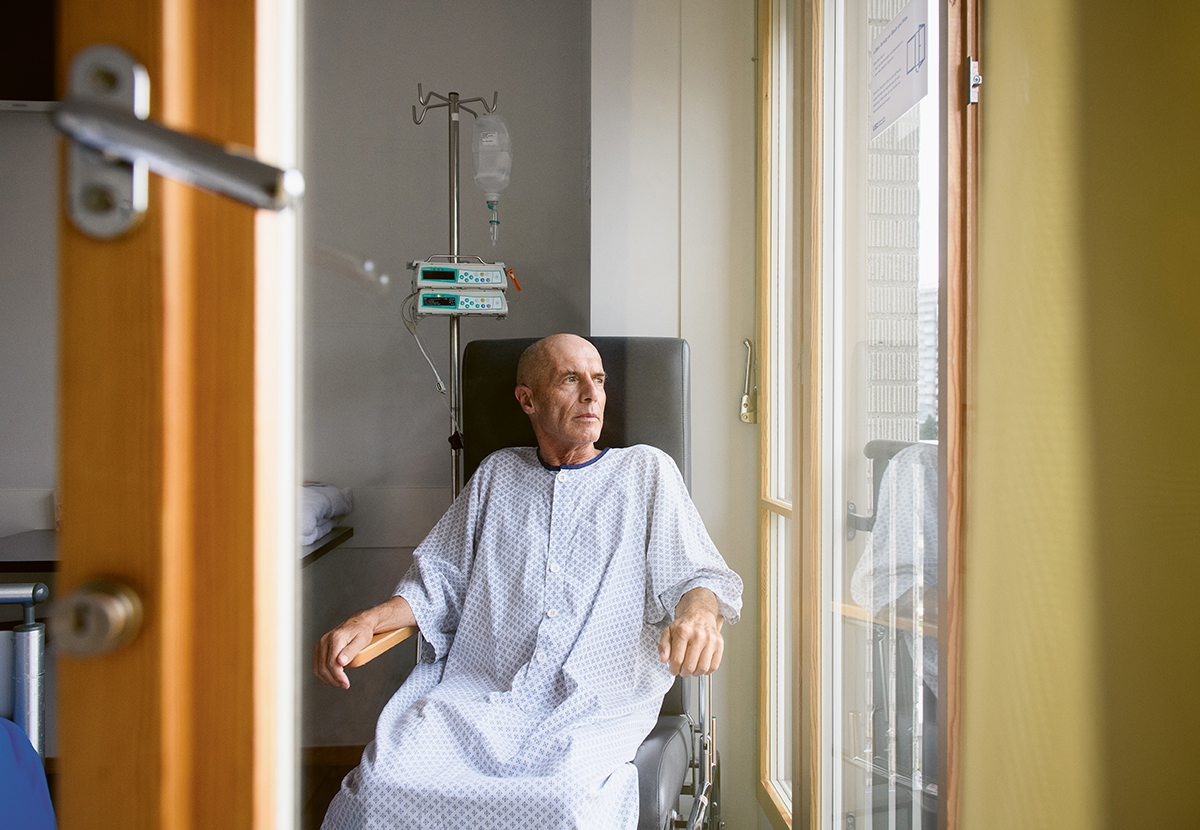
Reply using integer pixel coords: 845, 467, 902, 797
472, 113, 512, 200
473, 113, 511, 244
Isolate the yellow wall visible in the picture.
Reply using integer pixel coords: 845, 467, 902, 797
964, 1, 1200, 827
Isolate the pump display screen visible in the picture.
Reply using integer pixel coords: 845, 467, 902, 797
414, 286, 506, 317
423, 268, 456, 282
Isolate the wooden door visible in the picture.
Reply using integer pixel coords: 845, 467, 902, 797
55, 0, 295, 827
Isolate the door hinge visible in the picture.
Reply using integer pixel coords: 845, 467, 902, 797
968, 56, 983, 104
61, 45, 150, 239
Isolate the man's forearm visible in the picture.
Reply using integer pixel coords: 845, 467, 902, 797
675, 586, 723, 627
361, 594, 418, 633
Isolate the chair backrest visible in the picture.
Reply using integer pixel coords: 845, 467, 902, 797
461, 337, 691, 489
461, 336, 692, 718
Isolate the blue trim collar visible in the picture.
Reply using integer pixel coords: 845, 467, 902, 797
537, 446, 610, 472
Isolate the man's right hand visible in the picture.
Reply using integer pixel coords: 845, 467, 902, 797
312, 596, 416, 689
312, 616, 376, 689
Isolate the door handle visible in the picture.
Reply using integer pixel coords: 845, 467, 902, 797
51, 579, 144, 657
54, 97, 305, 211
51, 44, 304, 239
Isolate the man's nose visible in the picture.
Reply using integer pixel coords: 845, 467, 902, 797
580, 376, 599, 399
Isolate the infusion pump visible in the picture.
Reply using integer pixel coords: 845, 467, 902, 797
413, 260, 508, 290
416, 289, 508, 316
409, 258, 510, 318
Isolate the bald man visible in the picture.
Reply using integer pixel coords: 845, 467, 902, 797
315, 334, 742, 830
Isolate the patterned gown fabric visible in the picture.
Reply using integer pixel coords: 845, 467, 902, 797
850, 441, 938, 694
322, 445, 743, 830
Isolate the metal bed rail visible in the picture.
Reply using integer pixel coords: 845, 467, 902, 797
1, 582, 49, 760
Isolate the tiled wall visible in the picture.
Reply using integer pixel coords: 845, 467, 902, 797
865, 106, 922, 443
866, 0, 923, 444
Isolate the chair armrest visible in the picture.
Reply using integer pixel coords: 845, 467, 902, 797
346, 626, 418, 668
831, 601, 939, 638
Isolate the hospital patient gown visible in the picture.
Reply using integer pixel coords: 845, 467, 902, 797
322, 445, 743, 830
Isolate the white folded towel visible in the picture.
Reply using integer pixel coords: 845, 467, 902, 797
300, 484, 353, 545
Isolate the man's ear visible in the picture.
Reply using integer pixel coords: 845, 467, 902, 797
514, 385, 536, 415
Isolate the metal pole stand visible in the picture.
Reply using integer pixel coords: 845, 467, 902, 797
1, 583, 49, 760
412, 84, 500, 498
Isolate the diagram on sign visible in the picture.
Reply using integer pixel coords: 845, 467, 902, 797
869, 0, 929, 140
908, 23, 926, 74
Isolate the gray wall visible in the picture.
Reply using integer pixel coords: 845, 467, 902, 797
0, 110, 60, 755
590, 2, 760, 825
0, 112, 59, 536
300, 0, 591, 746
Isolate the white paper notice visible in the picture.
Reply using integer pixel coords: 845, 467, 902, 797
869, 0, 929, 140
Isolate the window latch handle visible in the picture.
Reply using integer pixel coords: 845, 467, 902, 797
740, 339, 758, 424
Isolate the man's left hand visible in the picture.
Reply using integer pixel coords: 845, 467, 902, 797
659, 587, 725, 677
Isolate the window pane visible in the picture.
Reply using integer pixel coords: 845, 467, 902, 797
769, 0, 795, 505
824, 0, 940, 828
768, 512, 794, 795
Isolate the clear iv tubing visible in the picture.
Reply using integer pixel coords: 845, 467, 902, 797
402, 293, 462, 433
311, 245, 391, 292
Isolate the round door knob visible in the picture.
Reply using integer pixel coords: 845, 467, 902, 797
52, 579, 144, 656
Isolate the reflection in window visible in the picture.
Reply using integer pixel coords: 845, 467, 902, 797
847, 442, 938, 829
828, 0, 940, 827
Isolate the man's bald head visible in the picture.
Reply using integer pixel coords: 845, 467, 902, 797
514, 335, 607, 466
516, 334, 596, 392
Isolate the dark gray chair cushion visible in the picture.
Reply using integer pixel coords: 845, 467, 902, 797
632, 715, 690, 830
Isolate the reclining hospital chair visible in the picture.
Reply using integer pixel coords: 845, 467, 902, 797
847, 440, 938, 830
350, 336, 722, 830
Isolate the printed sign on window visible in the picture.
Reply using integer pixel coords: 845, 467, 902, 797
869, 0, 929, 140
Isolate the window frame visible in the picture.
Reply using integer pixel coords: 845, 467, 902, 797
754, 0, 978, 828
754, 0, 799, 826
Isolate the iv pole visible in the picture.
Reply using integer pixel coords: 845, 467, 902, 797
412, 85, 499, 497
